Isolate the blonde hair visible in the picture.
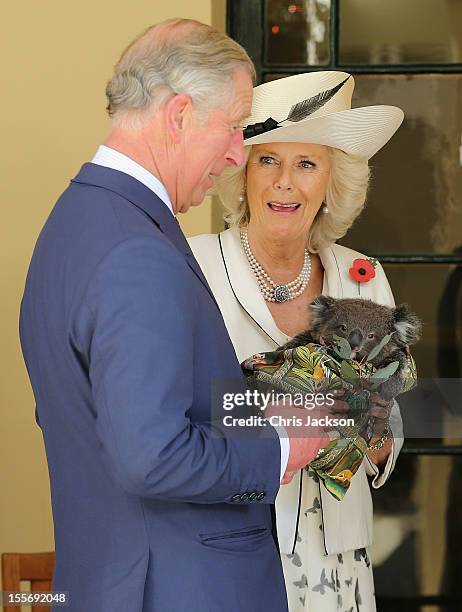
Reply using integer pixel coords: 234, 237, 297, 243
106, 19, 255, 129
215, 146, 370, 252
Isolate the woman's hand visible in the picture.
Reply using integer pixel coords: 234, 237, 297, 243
367, 393, 393, 467
369, 392, 392, 422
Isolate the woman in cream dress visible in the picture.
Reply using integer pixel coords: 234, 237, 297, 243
189, 72, 405, 611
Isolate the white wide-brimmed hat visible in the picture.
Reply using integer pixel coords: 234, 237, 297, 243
211, 71, 404, 214
240, 71, 404, 159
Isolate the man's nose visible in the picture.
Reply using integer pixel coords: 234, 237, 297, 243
348, 329, 363, 349
225, 129, 245, 167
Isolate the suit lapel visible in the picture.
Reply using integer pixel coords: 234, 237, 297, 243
71, 163, 219, 308
318, 245, 343, 297
219, 228, 346, 344
219, 228, 288, 346
161, 215, 221, 308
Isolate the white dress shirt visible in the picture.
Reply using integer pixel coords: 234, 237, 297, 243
90, 145, 289, 483
92, 145, 175, 215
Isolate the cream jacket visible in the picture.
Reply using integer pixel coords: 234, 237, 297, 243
189, 227, 404, 555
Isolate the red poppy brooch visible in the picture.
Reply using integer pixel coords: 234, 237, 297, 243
349, 257, 378, 284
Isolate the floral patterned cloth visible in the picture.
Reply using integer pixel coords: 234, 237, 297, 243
242, 343, 417, 501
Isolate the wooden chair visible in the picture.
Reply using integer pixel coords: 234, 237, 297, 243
1, 552, 55, 612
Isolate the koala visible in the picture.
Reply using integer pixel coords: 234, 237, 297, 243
281, 296, 422, 401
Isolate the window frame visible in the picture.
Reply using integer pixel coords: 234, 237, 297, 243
228, 3, 462, 606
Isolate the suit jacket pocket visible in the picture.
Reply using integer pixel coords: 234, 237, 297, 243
199, 525, 270, 552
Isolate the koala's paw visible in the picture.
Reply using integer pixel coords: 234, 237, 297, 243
377, 375, 404, 402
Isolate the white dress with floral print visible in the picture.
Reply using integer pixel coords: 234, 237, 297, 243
282, 470, 375, 611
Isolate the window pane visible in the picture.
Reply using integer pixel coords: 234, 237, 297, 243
367, 264, 462, 380
339, 0, 462, 65
264, 0, 330, 66
263, 73, 292, 82
373, 454, 462, 610
339, 74, 462, 256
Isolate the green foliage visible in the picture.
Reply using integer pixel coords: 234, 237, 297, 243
367, 332, 395, 362
340, 359, 359, 381
332, 334, 352, 359
371, 360, 399, 381
328, 333, 397, 387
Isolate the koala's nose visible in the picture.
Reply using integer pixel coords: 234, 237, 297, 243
348, 329, 363, 349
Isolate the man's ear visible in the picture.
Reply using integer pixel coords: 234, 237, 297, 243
163, 93, 193, 144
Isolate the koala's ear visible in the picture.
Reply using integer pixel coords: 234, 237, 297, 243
393, 303, 422, 346
309, 295, 336, 320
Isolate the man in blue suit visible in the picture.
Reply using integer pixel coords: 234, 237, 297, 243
20, 19, 325, 611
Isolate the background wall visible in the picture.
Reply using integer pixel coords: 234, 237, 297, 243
0, 0, 225, 593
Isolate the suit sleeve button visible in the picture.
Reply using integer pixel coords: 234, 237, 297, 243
240, 493, 249, 502
248, 492, 257, 501
231, 494, 242, 502
256, 492, 266, 501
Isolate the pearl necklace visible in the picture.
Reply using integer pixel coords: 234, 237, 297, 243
240, 229, 312, 303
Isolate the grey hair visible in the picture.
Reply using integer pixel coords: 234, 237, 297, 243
216, 146, 370, 252
105, 19, 255, 130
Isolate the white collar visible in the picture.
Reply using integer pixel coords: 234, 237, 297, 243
91, 145, 174, 215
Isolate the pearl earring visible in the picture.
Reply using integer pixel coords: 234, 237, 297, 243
238, 191, 246, 203
322, 203, 329, 214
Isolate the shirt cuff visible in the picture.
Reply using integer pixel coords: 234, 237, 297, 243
273, 425, 290, 482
